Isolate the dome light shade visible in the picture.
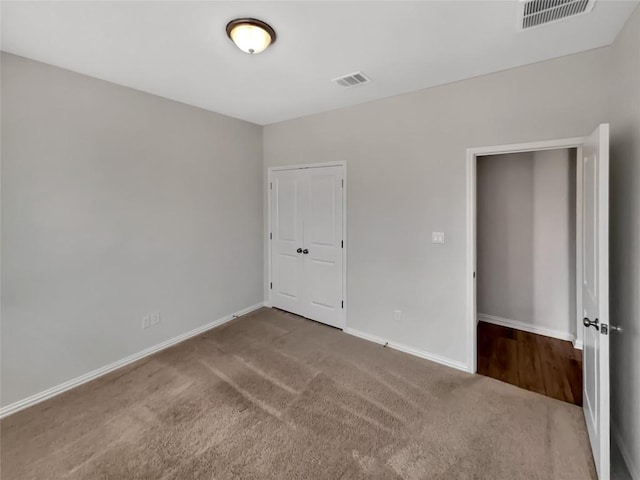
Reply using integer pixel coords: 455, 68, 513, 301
226, 18, 276, 54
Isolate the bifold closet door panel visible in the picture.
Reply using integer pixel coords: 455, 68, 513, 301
271, 169, 306, 318
303, 166, 344, 328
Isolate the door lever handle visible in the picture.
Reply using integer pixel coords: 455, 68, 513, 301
302, 249, 309, 254
583, 317, 600, 331
296, 248, 303, 253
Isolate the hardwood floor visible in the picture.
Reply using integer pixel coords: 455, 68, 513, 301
477, 321, 583, 406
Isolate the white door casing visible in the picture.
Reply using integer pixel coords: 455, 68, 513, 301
581, 124, 610, 480
466, 136, 586, 373
269, 164, 345, 329
466, 128, 610, 479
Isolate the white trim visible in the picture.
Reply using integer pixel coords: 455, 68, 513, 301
466, 144, 478, 372
268, 161, 346, 172
575, 146, 584, 351
265, 166, 273, 309
477, 313, 576, 342
267, 161, 347, 329
0, 302, 265, 419
263, 164, 274, 308
573, 339, 584, 350
596, 123, 611, 480
467, 137, 585, 157
613, 422, 639, 480
466, 136, 586, 373
344, 327, 469, 373
342, 164, 348, 327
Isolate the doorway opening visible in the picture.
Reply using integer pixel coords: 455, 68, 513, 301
474, 148, 582, 405
466, 126, 611, 479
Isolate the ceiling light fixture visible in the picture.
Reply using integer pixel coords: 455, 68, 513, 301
226, 18, 276, 54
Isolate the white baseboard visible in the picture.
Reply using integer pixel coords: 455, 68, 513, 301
572, 339, 583, 350
0, 302, 265, 419
478, 313, 576, 343
613, 422, 639, 480
344, 327, 470, 373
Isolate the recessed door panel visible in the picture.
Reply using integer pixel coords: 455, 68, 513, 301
309, 174, 337, 247
277, 180, 298, 242
277, 254, 299, 299
583, 152, 598, 302
308, 258, 338, 310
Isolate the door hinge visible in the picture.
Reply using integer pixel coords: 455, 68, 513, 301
341, 179, 344, 188
270, 232, 272, 240
341, 240, 344, 248
270, 182, 273, 190
270, 282, 272, 290
473, 272, 476, 278
341, 300, 344, 309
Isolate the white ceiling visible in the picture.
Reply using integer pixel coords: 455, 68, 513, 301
2, 1, 638, 125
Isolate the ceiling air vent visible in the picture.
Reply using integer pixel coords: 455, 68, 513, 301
519, 0, 595, 30
332, 71, 371, 88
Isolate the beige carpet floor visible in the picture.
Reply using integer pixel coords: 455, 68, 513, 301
1, 307, 596, 479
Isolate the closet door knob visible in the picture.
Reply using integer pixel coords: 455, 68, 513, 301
296, 248, 303, 253
302, 249, 309, 254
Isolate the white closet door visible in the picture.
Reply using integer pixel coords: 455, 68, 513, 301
270, 165, 344, 329
303, 166, 344, 328
271, 169, 306, 318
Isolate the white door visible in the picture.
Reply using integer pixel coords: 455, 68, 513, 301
270, 165, 345, 329
581, 124, 610, 480
304, 166, 344, 327
271, 169, 306, 317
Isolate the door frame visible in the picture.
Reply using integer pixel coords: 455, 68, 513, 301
266, 161, 348, 329
465, 137, 586, 373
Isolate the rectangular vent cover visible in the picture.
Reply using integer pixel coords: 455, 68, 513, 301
332, 71, 371, 88
519, 0, 595, 29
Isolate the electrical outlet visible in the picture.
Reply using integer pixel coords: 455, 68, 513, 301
150, 312, 161, 326
142, 315, 151, 329
432, 232, 445, 244
394, 309, 402, 321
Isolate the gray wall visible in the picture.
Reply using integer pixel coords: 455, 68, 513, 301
264, 46, 610, 367
477, 149, 576, 339
0, 53, 264, 407
609, 5, 640, 478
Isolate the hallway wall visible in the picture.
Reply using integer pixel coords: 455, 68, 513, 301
477, 149, 576, 341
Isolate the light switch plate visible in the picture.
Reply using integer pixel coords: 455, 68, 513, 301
432, 232, 445, 244
150, 312, 161, 326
